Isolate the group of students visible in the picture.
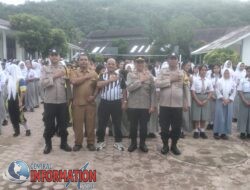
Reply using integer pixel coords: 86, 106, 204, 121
182, 60, 250, 140
1, 52, 250, 156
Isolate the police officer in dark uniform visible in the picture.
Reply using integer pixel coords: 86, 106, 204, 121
41, 49, 72, 154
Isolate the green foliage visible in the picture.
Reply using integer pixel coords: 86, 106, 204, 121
111, 39, 128, 54
204, 48, 240, 66
1, 0, 250, 57
9, 13, 68, 58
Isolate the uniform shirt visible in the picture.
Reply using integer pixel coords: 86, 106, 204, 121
99, 71, 126, 101
70, 68, 98, 106
0, 71, 6, 92
237, 77, 250, 93
216, 78, 236, 101
41, 63, 67, 104
155, 68, 187, 108
126, 70, 156, 109
26, 69, 36, 81
191, 76, 213, 94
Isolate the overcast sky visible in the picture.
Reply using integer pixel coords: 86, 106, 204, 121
0, 0, 49, 5
0, 0, 249, 5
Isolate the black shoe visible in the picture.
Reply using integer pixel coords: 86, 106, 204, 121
26, 130, 31, 136
108, 130, 113, 137
207, 124, 213, 130
34, 105, 39, 108
13, 131, 20, 137
73, 145, 82, 152
139, 144, 148, 153
43, 145, 52, 154
2, 120, 8, 126
161, 144, 169, 155
220, 134, 229, 140
200, 132, 208, 139
193, 132, 199, 139
213, 133, 220, 140
60, 144, 72, 152
87, 144, 96, 151
233, 118, 237, 123
240, 133, 246, 139
180, 132, 185, 139
171, 145, 181, 155
128, 143, 137, 152
247, 134, 250, 139
147, 133, 157, 138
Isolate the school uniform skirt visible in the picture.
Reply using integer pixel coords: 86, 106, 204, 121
25, 81, 36, 110
0, 91, 6, 124
208, 92, 216, 123
237, 93, 250, 134
213, 99, 233, 135
192, 94, 210, 121
233, 94, 239, 119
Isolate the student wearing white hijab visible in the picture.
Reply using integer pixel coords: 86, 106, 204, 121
233, 62, 246, 121
6, 64, 31, 137
0, 64, 7, 134
32, 61, 41, 108
25, 60, 36, 112
18, 61, 28, 79
237, 66, 250, 139
222, 60, 234, 76
213, 68, 236, 140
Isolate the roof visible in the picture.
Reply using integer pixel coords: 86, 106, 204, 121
192, 26, 250, 55
67, 43, 84, 51
0, 18, 10, 30
193, 27, 236, 43
87, 28, 145, 39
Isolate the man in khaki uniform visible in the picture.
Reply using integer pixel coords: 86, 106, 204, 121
155, 53, 188, 155
70, 54, 98, 151
41, 49, 72, 154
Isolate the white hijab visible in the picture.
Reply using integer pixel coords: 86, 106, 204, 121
234, 62, 246, 81
222, 60, 234, 76
18, 61, 28, 79
219, 68, 235, 98
7, 64, 24, 100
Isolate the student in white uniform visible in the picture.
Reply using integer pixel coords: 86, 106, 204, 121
0, 64, 7, 134
237, 66, 250, 139
25, 61, 36, 112
213, 68, 236, 140
191, 65, 213, 139
207, 64, 221, 130
233, 62, 246, 122
222, 60, 234, 77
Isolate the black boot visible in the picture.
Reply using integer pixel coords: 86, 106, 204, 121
60, 136, 72, 152
13, 126, 20, 137
161, 139, 169, 155
43, 138, 52, 154
139, 139, 148, 153
128, 139, 137, 152
171, 140, 181, 155
26, 130, 31, 136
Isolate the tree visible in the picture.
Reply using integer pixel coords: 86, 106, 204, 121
45, 28, 68, 58
10, 13, 68, 58
111, 39, 128, 54
204, 48, 240, 66
167, 13, 203, 61
10, 13, 51, 58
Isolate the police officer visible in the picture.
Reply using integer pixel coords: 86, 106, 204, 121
155, 53, 188, 155
41, 49, 72, 154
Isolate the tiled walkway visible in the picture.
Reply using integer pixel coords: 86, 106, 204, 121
0, 107, 250, 190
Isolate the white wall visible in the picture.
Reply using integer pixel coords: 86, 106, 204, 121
242, 36, 250, 65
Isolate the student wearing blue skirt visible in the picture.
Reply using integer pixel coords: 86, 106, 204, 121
213, 69, 236, 140
191, 65, 213, 139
